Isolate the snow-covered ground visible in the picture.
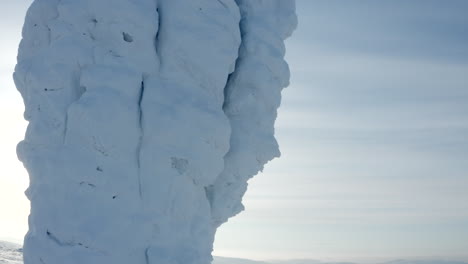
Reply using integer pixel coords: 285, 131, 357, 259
0, 241, 22, 264
2, 241, 468, 264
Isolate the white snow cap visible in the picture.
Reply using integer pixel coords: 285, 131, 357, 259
15, 0, 296, 263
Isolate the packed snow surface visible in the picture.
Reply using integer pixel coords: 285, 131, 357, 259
2, 241, 468, 264
0, 242, 23, 264
14, 0, 297, 263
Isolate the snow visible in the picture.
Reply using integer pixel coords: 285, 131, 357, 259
207, 0, 298, 227
2, 241, 468, 264
0, 242, 23, 264
14, 0, 296, 263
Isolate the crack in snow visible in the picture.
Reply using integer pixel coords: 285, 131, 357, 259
216, 0, 229, 9
144, 247, 150, 264
136, 78, 145, 199
154, 3, 162, 67
45, 230, 77, 248
45, 230, 102, 253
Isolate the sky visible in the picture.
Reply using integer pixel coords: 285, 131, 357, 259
1, 0, 468, 262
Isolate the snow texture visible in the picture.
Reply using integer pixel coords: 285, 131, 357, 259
2, 242, 468, 264
0, 242, 23, 264
14, 0, 297, 263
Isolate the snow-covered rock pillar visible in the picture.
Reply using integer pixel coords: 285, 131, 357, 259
14, 0, 296, 263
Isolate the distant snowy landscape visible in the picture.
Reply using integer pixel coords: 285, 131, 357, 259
0, 241, 22, 264
2, 241, 468, 264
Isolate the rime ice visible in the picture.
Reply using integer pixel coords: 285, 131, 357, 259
14, 0, 297, 263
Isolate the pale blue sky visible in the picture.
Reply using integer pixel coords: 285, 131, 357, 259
1, 0, 468, 262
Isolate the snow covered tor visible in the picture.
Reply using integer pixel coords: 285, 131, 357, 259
14, 0, 297, 263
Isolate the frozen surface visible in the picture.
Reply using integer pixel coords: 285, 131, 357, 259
2, 242, 468, 264
14, 0, 296, 263
0, 241, 23, 264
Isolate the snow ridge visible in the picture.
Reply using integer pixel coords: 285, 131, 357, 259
14, 0, 296, 263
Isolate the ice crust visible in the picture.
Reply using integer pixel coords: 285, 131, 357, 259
14, 0, 297, 263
